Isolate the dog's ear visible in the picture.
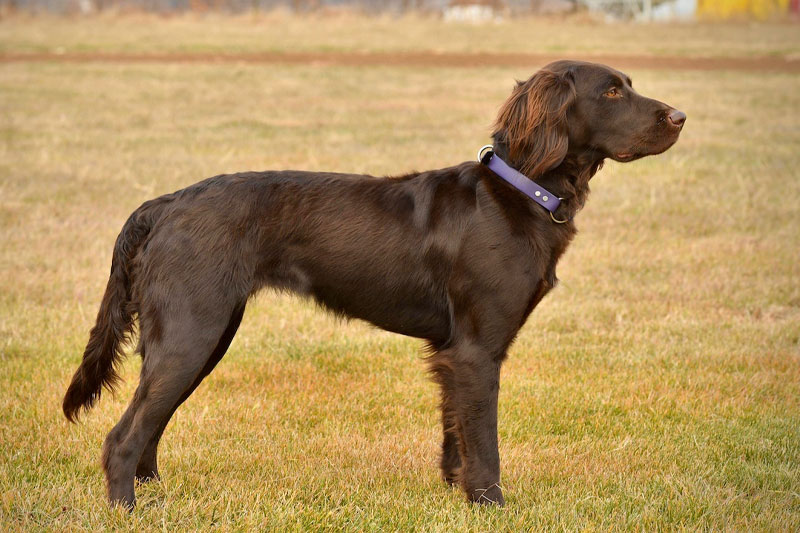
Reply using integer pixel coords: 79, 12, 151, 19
492, 69, 576, 177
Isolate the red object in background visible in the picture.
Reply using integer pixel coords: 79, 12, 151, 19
792, 0, 800, 14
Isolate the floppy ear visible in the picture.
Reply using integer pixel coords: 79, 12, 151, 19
492, 69, 576, 177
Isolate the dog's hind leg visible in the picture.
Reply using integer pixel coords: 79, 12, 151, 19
102, 300, 244, 508
135, 303, 246, 482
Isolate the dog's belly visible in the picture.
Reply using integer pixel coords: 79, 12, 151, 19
260, 242, 452, 343
313, 280, 450, 342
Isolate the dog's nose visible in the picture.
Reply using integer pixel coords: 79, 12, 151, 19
668, 109, 686, 127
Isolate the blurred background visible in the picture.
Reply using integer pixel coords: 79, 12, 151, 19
1, 0, 798, 20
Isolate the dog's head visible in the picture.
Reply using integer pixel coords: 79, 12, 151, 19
492, 60, 685, 176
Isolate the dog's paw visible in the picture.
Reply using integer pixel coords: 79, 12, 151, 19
468, 483, 505, 506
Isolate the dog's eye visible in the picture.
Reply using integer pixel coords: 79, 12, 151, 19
603, 87, 623, 98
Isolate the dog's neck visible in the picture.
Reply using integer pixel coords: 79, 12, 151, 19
491, 138, 604, 221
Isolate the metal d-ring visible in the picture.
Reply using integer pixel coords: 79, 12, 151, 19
550, 197, 569, 224
477, 144, 494, 162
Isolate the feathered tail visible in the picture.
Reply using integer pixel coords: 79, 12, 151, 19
62, 200, 163, 422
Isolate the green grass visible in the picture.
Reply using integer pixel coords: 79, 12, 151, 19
1, 14, 799, 531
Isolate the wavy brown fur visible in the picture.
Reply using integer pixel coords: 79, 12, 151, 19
492, 68, 576, 178
62, 199, 167, 422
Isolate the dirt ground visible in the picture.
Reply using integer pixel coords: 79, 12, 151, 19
2, 50, 799, 71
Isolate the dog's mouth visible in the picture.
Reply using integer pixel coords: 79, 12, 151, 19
613, 132, 681, 163
612, 151, 650, 163
611, 114, 683, 163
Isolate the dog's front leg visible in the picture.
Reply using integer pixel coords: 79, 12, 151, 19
430, 344, 504, 505
439, 402, 462, 485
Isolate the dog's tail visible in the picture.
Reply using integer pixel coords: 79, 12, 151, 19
62, 198, 168, 423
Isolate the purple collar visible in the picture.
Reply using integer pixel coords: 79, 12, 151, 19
478, 145, 568, 223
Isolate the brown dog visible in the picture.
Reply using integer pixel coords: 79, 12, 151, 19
63, 60, 685, 508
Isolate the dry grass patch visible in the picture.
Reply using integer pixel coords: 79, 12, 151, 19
0, 21, 799, 531
1, 13, 799, 59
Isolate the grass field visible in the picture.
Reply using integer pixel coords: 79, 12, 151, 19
2, 12, 800, 58
1, 13, 799, 531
